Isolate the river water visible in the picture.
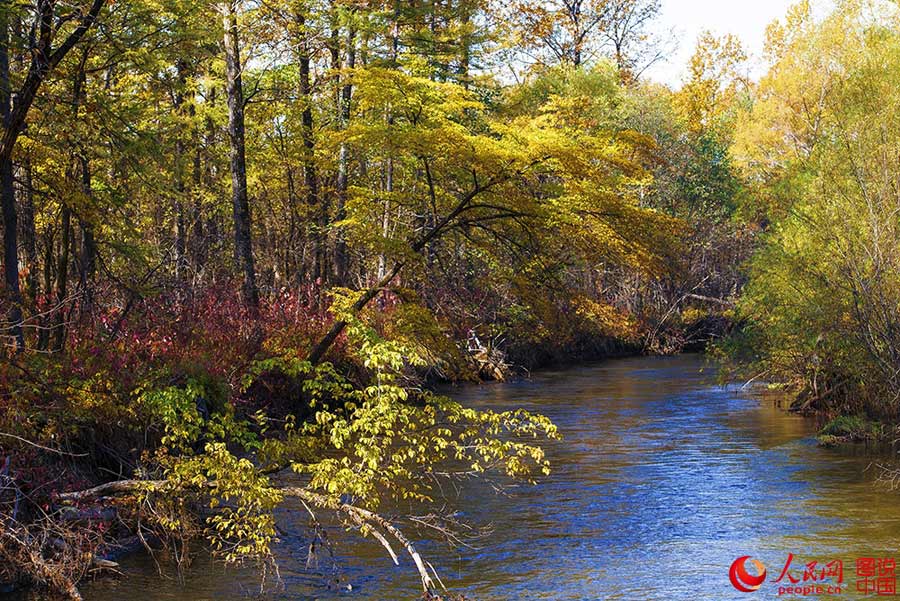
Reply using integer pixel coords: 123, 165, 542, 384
78, 355, 900, 600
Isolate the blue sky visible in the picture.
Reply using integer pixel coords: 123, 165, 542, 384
643, 0, 801, 86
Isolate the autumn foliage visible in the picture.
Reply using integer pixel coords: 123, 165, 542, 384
0, 0, 757, 597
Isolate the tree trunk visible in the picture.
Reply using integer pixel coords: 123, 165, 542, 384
294, 8, 320, 286
53, 203, 71, 352
19, 157, 37, 305
221, 1, 259, 309
37, 230, 53, 350
173, 60, 188, 281
458, 0, 471, 89
190, 106, 204, 272
377, 3, 400, 281
78, 155, 96, 313
72, 51, 96, 313
0, 7, 22, 350
1, 154, 22, 349
333, 23, 355, 285
296, 11, 318, 210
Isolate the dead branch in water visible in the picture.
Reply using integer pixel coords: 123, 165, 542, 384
1, 467, 105, 601
0, 519, 92, 601
59, 479, 442, 593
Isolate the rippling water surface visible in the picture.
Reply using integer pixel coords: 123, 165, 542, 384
78, 355, 900, 600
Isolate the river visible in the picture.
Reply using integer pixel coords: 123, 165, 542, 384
78, 354, 900, 600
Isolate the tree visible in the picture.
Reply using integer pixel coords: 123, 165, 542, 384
307, 66, 677, 364
601, 0, 666, 79
727, 0, 900, 415
505, 0, 665, 79
0, 0, 105, 350
676, 31, 748, 134
220, 0, 259, 309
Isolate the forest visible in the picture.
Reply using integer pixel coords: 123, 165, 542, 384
0, 0, 898, 598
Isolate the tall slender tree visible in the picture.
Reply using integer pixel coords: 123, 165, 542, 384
221, 0, 259, 309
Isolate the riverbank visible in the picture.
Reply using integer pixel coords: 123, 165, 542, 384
10, 347, 897, 601
0, 289, 565, 599
0, 273, 735, 600
71, 355, 900, 601
0, 304, 712, 598
755, 383, 897, 449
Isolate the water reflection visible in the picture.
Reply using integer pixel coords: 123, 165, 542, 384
70, 355, 900, 600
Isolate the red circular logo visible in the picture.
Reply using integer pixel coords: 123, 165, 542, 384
730, 556, 767, 593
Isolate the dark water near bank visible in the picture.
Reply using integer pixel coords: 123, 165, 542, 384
74, 355, 900, 600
